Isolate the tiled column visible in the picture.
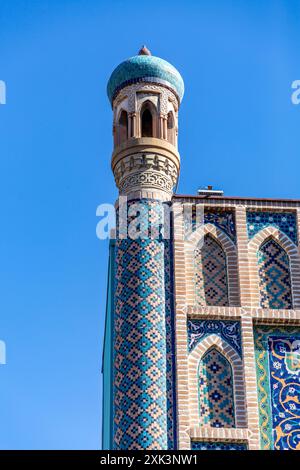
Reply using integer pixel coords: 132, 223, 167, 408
235, 206, 253, 307
240, 314, 260, 449
113, 201, 168, 450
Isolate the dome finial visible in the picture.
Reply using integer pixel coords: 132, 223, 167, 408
138, 45, 151, 56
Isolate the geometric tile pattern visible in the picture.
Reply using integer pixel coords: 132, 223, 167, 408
191, 441, 247, 450
247, 211, 297, 245
192, 207, 236, 242
113, 200, 173, 450
188, 319, 242, 357
254, 326, 300, 450
164, 237, 177, 449
258, 239, 293, 309
195, 235, 229, 307
198, 348, 235, 427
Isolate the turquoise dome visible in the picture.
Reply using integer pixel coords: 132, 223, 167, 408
107, 52, 184, 105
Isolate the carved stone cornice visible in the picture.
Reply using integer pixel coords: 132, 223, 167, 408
112, 137, 180, 171
111, 137, 180, 197
113, 151, 179, 196
119, 169, 175, 194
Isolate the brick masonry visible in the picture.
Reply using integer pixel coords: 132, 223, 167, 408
173, 198, 300, 450
105, 51, 300, 451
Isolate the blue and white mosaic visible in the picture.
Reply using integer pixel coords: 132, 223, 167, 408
255, 326, 300, 450
269, 335, 300, 450
113, 200, 177, 450
164, 238, 177, 449
188, 320, 242, 357
247, 211, 297, 245
191, 208, 236, 242
191, 441, 247, 450
199, 348, 235, 427
205, 209, 236, 242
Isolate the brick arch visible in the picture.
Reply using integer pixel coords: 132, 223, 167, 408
248, 226, 300, 308
188, 334, 247, 428
184, 223, 240, 306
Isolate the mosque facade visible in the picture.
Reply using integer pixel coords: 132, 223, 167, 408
102, 47, 300, 451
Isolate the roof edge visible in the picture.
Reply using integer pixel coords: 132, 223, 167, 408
173, 194, 300, 204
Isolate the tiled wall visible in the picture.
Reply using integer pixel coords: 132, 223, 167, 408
247, 211, 297, 245
191, 440, 247, 450
173, 200, 300, 450
254, 325, 300, 450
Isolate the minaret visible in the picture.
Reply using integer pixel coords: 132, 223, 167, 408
107, 47, 184, 450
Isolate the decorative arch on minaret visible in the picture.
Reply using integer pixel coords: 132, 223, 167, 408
140, 100, 157, 138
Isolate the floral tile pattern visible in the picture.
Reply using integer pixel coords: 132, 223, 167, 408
254, 326, 300, 450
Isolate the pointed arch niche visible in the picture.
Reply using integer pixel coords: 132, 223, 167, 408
195, 234, 229, 307
185, 223, 240, 307
199, 347, 235, 427
248, 226, 300, 308
188, 334, 247, 428
258, 238, 292, 309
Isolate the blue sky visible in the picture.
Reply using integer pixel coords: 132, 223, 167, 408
0, 0, 299, 449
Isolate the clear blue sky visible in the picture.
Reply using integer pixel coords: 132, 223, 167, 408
0, 0, 299, 449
